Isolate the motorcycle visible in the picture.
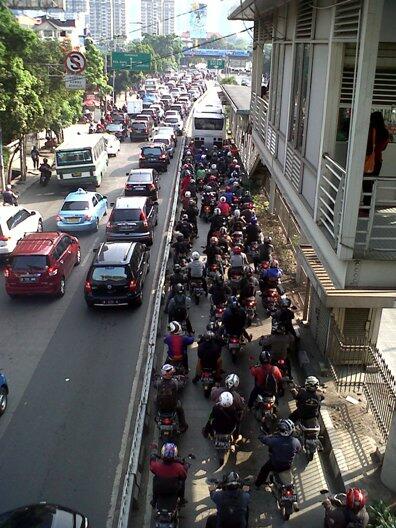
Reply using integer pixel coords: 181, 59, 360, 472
156, 410, 180, 441
227, 334, 242, 363
242, 296, 257, 326
246, 241, 260, 266
298, 417, 322, 462
213, 428, 236, 466
268, 468, 299, 521
200, 368, 216, 398
201, 203, 213, 222
39, 168, 52, 187
190, 278, 205, 305
211, 302, 226, 323
253, 394, 277, 433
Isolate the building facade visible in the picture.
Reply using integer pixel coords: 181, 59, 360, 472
229, 0, 396, 349
140, 0, 174, 36
162, 0, 174, 35
112, 0, 126, 37
88, 0, 113, 41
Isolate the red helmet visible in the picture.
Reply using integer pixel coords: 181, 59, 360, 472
346, 488, 367, 511
232, 246, 242, 255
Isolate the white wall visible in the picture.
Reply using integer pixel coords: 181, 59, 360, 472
301, 165, 317, 211
346, 259, 396, 289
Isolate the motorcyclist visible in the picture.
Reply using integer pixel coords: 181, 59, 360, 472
239, 267, 259, 304
172, 233, 191, 263
207, 208, 228, 246
229, 246, 248, 276
181, 190, 192, 210
187, 251, 208, 295
323, 488, 369, 528
255, 419, 301, 488
2, 184, 18, 206
39, 158, 52, 183
223, 186, 234, 204
217, 196, 231, 217
211, 374, 245, 437
257, 236, 274, 264
164, 321, 194, 372
184, 199, 199, 236
240, 189, 253, 206
205, 471, 250, 528
209, 275, 231, 306
165, 264, 188, 312
217, 226, 232, 254
202, 391, 239, 438
167, 283, 194, 335
204, 237, 224, 267
259, 259, 283, 290
222, 297, 252, 342
192, 330, 224, 383
240, 205, 255, 224
228, 209, 246, 233
150, 442, 188, 507
289, 376, 324, 423
259, 325, 295, 378
272, 297, 297, 338
247, 350, 283, 409
186, 178, 197, 199
155, 364, 188, 432
175, 214, 194, 242
210, 163, 219, 177
245, 217, 262, 247
89, 122, 96, 134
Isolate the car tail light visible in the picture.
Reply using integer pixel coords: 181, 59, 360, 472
139, 155, 145, 160
148, 183, 156, 190
47, 266, 58, 276
3, 267, 10, 278
84, 280, 92, 293
0, 235, 10, 241
283, 488, 293, 497
129, 279, 137, 292
230, 337, 239, 343
278, 359, 285, 365
84, 214, 92, 221
161, 417, 172, 425
125, 184, 132, 189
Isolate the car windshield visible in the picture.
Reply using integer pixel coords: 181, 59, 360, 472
61, 200, 90, 211
128, 173, 152, 183
142, 147, 162, 156
56, 149, 92, 166
106, 123, 123, 131
113, 209, 141, 221
12, 255, 48, 270
153, 137, 169, 145
92, 266, 128, 282
194, 117, 224, 131
132, 122, 146, 130
166, 118, 178, 124
0, 504, 84, 528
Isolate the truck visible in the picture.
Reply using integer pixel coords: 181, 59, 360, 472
127, 99, 143, 117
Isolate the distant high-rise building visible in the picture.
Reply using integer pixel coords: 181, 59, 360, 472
112, 0, 126, 37
141, 0, 174, 36
88, 0, 113, 41
65, 0, 88, 17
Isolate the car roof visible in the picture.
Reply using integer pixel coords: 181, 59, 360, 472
141, 143, 165, 149
114, 196, 147, 209
127, 169, 155, 179
153, 134, 170, 140
64, 188, 95, 201
12, 232, 65, 256
95, 241, 137, 265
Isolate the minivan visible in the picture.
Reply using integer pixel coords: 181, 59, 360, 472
106, 196, 158, 245
84, 241, 150, 307
130, 120, 152, 141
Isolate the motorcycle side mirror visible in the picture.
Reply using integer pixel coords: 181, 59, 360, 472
320, 489, 329, 495
29, 211, 36, 216
110, 202, 115, 207
187, 453, 196, 460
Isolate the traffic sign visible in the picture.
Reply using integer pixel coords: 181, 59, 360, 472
65, 51, 86, 74
111, 52, 151, 72
207, 59, 225, 70
64, 74, 86, 90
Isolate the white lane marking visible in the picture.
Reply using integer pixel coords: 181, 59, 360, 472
81, 234, 102, 267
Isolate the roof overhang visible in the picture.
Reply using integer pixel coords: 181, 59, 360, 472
228, 0, 291, 21
221, 85, 251, 115
298, 245, 396, 309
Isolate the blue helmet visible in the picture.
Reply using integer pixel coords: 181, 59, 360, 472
161, 443, 178, 459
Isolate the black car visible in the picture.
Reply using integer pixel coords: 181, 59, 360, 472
84, 241, 150, 307
124, 168, 159, 201
139, 143, 169, 172
106, 196, 158, 245
130, 120, 152, 141
0, 503, 89, 528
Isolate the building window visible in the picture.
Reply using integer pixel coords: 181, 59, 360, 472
289, 43, 311, 151
43, 30, 54, 37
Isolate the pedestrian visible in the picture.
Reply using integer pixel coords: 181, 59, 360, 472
30, 146, 40, 169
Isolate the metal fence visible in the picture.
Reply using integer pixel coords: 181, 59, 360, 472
326, 318, 396, 441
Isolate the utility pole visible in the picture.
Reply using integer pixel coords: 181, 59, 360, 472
0, 126, 5, 191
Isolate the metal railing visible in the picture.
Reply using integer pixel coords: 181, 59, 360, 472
326, 318, 396, 441
355, 176, 396, 258
317, 153, 346, 249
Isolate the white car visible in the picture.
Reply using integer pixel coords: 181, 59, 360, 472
164, 115, 183, 136
103, 133, 121, 156
0, 205, 43, 257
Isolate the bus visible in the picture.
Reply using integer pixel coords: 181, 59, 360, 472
55, 135, 108, 187
192, 111, 226, 148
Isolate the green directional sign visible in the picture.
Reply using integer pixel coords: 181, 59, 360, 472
207, 59, 225, 70
111, 52, 151, 72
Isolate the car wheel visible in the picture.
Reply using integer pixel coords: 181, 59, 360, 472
86, 301, 95, 309
0, 387, 7, 416
57, 277, 66, 298
37, 219, 43, 232
75, 247, 81, 266
134, 291, 143, 306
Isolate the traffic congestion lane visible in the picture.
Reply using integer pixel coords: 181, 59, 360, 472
0, 135, 182, 528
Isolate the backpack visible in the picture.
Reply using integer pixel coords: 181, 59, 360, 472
157, 379, 178, 411
260, 367, 279, 395
171, 295, 187, 321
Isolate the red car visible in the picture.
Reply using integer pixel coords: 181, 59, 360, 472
4, 232, 81, 298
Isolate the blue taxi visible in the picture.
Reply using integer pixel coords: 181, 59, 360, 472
56, 188, 108, 232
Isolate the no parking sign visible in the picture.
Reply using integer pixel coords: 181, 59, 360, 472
65, 51, 86, 74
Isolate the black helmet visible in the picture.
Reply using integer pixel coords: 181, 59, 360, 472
175, 283, 184, 294
259, 350, 272, 364
173, 264, 181, 273
176, 233, 184, 242
229, 296, 239, 311
224, 471, 240, 490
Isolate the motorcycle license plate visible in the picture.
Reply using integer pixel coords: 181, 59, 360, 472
160, 425, 174, 431
134, 186, 144, 190
21, 277, 37, 283
229, 343, 239, 349
215, 441, 230, 449
283, 494, 297, 502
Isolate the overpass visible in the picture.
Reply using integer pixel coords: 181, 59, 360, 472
182, 48, 251, 59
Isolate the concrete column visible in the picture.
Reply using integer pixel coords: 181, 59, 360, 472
269, 176, 276, 214
381, 410, 396, 492
251, 19, 264, 95
337, 0, 384, 259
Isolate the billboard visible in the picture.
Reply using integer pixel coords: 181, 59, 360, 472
6, 0, 65, 8
189, 2, 207, 39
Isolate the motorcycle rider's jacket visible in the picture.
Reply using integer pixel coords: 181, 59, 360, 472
245, 224, 261, 244
197, 338, 223, 370
250, 364, 283, 394
169, 272, 187, 288
259, 433, 301, 469
218, 201, 231, 217
240, 277, 258, 300
324, 505, 369, 528
230, 253, 247, 269
156, 378, 180, 411
210, 488, 250, 528
260, 267, 283, 282
229, 219, 245, 233
222, 307, 247, 336
241, 208, 254, 223
210, 215, 227, 231
205, 245, 223, 266
185, 204, 199, 222
150, 458, 188, 480
168, 294, 190, 321
273, 307, 295, 333
202, 192, 215, 206
209, 284, 232, 305
188, 259, 205, 279
196, 168, 206, 181
175, 221, 193, 239
260, 333, 295, 360
172, 240, 190, 256
39, 162, 51, 174
223, 191, 234, 204
294, 387, 324, 419
209, 404, 239, 434
164, 333, 194, 363
2, 190, 17, 205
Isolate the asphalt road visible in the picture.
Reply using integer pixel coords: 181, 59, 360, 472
0, 133, 182, 527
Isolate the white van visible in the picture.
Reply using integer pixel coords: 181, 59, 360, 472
55, 135, 108, 187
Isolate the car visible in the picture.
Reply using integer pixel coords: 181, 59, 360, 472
156, 126, 177, 146
106, 196, 158, 245
140, 108, 159, 126
56, 188, 108, 232
103, 133, 120, 156
150, 103, 164, 120
130, 120, 153, 141
0, 503, 90, 528
163, 115, 183, 135
0, 371, 8, 416
0, 205, 43, 259
105, 122, 127, 142
136, 114, 154, 128
4, 232, 81, 298
139, 143, 169, 172
152, 134, 175, 158
125, 168, 159, 200
84, 241, 150, 308
169, 103, 185, 118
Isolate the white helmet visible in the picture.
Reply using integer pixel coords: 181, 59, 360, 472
6, 184, 12, 190
192, 251, 200, 260
225, 374, 240, 389
234, 209, 241, 218
185, 191, 191, 198
278, 419, 294, 436
161, 364, 175, 376
211, 164, 217, 170
169, 321, 182, 334
305, 376, 320, 391
214, 207, 221, 215
219, 391, 234, 407
219, 196, 226, 203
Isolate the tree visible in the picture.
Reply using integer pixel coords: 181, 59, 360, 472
141, 34, 183, 72
219, 75, 238, 85
84, 38, 112, 97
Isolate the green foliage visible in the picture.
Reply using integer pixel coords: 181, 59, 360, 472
219, 75, 238, 85
368, 501, 396, 528
84, 38, 111, 96
141, 34, 183, 72
200, 35, 251, 51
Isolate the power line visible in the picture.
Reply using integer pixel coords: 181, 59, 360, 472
128, 5, 206, 37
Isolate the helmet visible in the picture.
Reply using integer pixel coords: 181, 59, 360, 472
224, 471, 240, 490
305, 376, 320, 391
184, 191, 191, 198
211, 164, 217, 170
173, 264, 181, 273
182, 214, 188, 221
280, 298, 291, 308
186, 150, 191, 155
259, 350, 272, 364
190, 178, 195, 184
250, 217, 257, 225
169, 321, 182, 334
233, 181, 240, 188
227, 151, 232, 157
210, 236, 218, 245
270, 259, 279, 268
205, 330, 215, 339
214, 208, 221, 215
161, 442, 178, 460
175, 283, 184, 294
189, 199, 196, 206
176, 233, 184, 242
201, 155, 206, 161
235, 165, 240, 170
232, 246, 242, 255
264, 236, 272, 244
219, 391, 234, 407
225, 374, 240, 389
219, 226, 227, 235
192, 251, 200, 260
161, 363, 175, 376
278, 418, 294, 436
6, 184, 12, 190
245, 266, 253, 276
219, 196, 226, 203
232, 158, 238, 163
346, 488, 367, 511
182, 163, 188, 170
234, 209, 241, 218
